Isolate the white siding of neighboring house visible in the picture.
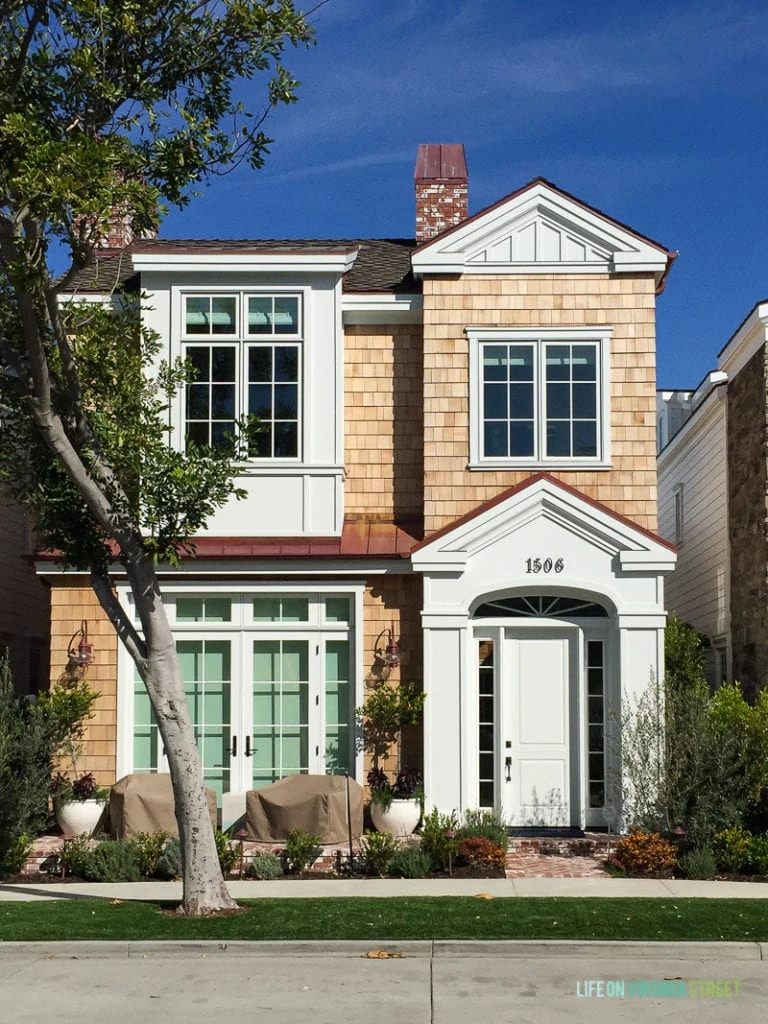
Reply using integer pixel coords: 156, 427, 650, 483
657, 385, 729, 676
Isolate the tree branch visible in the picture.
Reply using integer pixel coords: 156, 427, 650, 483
90, 568, 148, 670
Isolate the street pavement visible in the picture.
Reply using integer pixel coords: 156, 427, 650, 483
1, 942, 767, 1023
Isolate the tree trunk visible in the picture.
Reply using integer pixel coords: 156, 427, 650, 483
101, 554, 237, 915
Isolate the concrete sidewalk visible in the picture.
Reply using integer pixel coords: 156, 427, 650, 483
3, 876, 768, 901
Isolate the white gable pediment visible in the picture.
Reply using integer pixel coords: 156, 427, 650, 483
411, 476, 676, 577
411, 180, 669, 282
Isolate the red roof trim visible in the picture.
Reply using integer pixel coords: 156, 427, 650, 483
410, 472, 676, 554
412, 176, 677, 293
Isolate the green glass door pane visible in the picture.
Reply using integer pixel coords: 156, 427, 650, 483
176, 639, 232, 798
133, 670, 159, 772
251, 639, 309, 788
325, 640, 351, 775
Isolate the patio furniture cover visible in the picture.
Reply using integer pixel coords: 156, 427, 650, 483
109, 773, 218, 839
245, 775, 364, 842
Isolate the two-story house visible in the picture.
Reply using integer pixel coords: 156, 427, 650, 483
658, 300, 768, 696
40, 144, 677, 829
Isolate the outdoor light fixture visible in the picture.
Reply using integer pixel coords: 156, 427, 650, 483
66, 620, 94, 675
383, 623, 401, 668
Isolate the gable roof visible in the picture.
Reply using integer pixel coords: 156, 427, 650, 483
411, 472, 676, 556
411, 176, 676, 292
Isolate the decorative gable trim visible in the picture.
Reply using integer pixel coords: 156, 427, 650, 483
411, 178, 674, 289
411, 473, 676, 574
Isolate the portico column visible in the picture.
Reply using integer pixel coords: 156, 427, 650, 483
422, 611, 470, 813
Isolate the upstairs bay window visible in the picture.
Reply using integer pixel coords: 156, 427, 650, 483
467, 328, 611, 468
182, 293, 302, 458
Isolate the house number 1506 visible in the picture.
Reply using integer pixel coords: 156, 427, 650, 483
525, 557, 564, 574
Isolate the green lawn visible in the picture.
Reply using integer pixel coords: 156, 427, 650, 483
1, 898, 767, 942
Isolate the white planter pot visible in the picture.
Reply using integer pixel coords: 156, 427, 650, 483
56, 799, 106, 837
370, 798, 421, 837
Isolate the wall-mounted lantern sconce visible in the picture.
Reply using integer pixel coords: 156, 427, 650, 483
382, 622, 401, 668
62, 620, 94, 683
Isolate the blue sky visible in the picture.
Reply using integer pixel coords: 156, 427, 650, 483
162, 0, 768, 389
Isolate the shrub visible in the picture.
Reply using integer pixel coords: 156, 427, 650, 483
154, 837, 182, 879
0, 832, 31, 876
456, 836, 506, 871
677, 846, 716, 880
133, 831, 169, 877
84, 840, 141, 883
358, 829, 398, 876
419, 808, 459, 871
389, 846, 432, 878
456, 809, 508, 849
59, 834, 92, 878
245, 854, 283, 880
748, 834, 768, 875
712, 825, 752, 874
214, 829, 238, 875
282, 828, 322, 874
613, 829, 677, 877
619, 618, 768, 844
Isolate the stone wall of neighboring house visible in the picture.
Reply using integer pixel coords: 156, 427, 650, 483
727, 344, 768, 697
0, 496, 50, 694
344, 324, 423, 528
421, 272, 659, 534
50, 580, 117, 786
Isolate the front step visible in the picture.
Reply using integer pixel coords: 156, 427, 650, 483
507, 832, 616, 858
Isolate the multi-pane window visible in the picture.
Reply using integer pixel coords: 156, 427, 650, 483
478, 640, 496, 808
182, 293, 302, 459
475, 334, 605, 463
587, 640, 605, 809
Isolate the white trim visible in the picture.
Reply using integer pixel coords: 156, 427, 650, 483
37, 559, 414, 577
718, 301, 768, 380
342, 293, 423, 324
411, 182, 669, 282
131, 251, 359, 274
467, 327, 613, 469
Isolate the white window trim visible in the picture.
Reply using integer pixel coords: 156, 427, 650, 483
466, 327, 612, 470
116, 581, 365, 788
171, 286, 309, 466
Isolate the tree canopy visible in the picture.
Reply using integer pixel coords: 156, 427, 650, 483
0, 0, 316, 915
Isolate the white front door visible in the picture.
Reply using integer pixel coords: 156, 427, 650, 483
502, 630, 574, 826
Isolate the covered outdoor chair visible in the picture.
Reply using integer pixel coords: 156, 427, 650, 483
245, 774, 363, 842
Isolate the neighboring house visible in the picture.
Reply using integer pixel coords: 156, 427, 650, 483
658, 301, 768, 696
39, 144, 677, 829
0, 492, 49, 694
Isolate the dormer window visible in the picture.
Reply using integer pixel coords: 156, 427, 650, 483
182, 292, 302, 458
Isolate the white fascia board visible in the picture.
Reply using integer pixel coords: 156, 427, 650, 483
342, 292, 423, 324
718, 302, 768, 379
130, 251, 358, 275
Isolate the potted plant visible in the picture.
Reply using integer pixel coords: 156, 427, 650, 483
359, 680, 426, 837
52, 770, 109, 836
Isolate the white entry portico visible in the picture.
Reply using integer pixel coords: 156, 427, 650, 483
411, 474, 676, 828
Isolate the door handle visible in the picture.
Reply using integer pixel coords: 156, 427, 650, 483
505, 756, 512, 782
230, 735, 237, 757
245, 736, 252, 757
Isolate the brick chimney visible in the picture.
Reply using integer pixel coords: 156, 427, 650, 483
414, 143, 468, 243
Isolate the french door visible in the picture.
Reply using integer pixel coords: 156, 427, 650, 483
129, 591, 357, 808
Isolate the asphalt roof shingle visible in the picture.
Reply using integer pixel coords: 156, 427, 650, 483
62, 237, 419, 295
